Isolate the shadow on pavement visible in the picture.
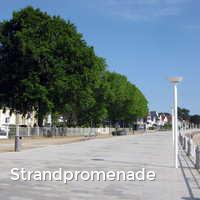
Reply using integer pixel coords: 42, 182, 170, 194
179, 149, 200, 200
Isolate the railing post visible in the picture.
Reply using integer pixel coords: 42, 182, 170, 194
183, 137, 186, 150
187, 137, 191, 156
179, 133, 183, 146
27, 126, 30, 137
6, 124, 9, 139
181, 135, 184, 146
37, 126, 40, 136
195, 145, 200, 170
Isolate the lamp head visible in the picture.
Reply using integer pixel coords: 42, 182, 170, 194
168, 77, 183, 83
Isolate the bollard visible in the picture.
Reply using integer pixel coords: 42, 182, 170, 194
187, 138, 191, 156
183, 137, 186, 150
180, 134, 183, 146
15, 136, 22, 152
195, 145, 200, 170
182, 135, 184, 146
179, 133, 181, 144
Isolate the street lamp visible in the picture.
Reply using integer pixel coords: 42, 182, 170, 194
169, 76, 183, 168
171, 107, 175, 146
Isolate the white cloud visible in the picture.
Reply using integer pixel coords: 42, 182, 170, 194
90, 0, 191, 22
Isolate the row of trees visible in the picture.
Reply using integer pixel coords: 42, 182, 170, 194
178, 107, 200, 125
0, 7, 148, 127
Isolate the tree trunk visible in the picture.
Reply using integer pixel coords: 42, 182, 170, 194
38, 112, 44, 127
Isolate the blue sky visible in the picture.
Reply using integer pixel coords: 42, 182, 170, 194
1, 0, 200, 114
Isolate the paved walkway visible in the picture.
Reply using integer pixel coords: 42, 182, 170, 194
0, 131, 200, 200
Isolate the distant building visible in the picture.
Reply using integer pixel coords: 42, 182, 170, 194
146, 111, 171, 128
158, 113, 171, 126
0, 108, 37, 127
146, 111, 158, 128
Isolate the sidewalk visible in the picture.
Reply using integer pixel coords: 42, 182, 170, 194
0, 131, 199, 199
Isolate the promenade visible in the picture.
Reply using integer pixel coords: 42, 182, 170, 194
0, 131, 200, 200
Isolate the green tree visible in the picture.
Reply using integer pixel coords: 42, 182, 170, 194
190, 115, 200, 125
0, 6, 106, 126
104, 72, 148, 125
0, 6, 148, 127
178, 107, 190, 121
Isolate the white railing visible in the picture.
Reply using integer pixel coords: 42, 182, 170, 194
3, 126, 117, 138
179, 129, 200, 169
0, 125, 135, 139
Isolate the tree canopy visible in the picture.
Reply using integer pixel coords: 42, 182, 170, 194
104, 72, 148, 125
0, 6, 148, 127
178, 107, 200, 125
178, 107, 190, 121
190, 115, 200, 125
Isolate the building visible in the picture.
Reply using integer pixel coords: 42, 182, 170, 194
157, 113, 169, 126
0, 108, 37, 128
146, 111, 159, 128
146, 111, 171, 128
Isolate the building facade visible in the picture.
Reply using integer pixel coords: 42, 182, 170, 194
0, 108, 37, 127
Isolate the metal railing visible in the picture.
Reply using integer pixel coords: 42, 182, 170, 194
179, 129, 200, 170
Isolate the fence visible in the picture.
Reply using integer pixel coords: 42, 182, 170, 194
2, 126, 125, 138
179, 129, 200, 170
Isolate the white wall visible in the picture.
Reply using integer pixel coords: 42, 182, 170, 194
0, 109, 16, 127
0, 109, 37, 127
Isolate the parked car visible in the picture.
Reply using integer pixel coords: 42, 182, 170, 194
112, 129, 128, 136
0, 128, 7, 136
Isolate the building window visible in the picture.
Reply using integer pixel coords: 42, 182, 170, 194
5, 117, 10, 123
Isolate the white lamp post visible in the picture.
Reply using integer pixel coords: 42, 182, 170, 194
171, 107, 175, 146
169, 77, 183, 168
